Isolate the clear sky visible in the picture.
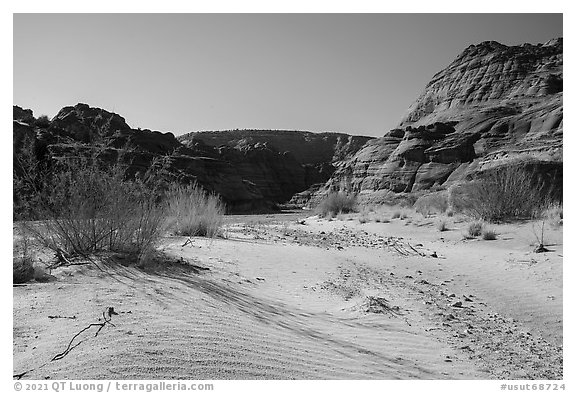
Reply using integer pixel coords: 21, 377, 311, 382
13, 13, 562, 137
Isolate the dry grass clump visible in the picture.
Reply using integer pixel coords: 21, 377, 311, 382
165, 183, 225, 237
13, 236, 34, 284
414, 191, 449, 216
436, 219, 448, 232
481, 228, 497, 240
13, 257, 34, 284
315, 192, 357, 218
391, 209, 410, 220
468, 221, 484, 237
545, 203, 563, 228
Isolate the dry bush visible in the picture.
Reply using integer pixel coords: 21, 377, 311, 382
436, 219, 448, 232
414, 191, 449, 216
468, 221, 484, 237
455, 165, 553, 222
315, 192, 357, 218
13, 257, 34, 284
545, 203, 563, 228
391, 211, 401, 219
482, 228, 497, 240
13, 234, 34, 284
165, 183, 225, 237
15, 146, 168, 264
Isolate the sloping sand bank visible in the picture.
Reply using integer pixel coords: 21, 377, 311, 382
13, 213, 562, 379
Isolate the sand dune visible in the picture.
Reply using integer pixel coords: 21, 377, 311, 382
13, 212, 562, 379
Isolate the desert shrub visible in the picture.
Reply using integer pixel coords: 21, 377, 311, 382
414, 191, 449, 216
165, 183, 225, 237
15, 146, 168, 264
457, 164, 553, 222
482, 228, 497, 240
545, 203, 563, 228
436, 219, 448, 232
13, 234, 34, 284
13, 257, 34, 284
392, 211, 401, 219
315, 192, 357, 217
468, 221, 484, 237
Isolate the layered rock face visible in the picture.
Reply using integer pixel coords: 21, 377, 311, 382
179, 130, 373, 203
13, 104, 373, 212
326, 38, 563, 197
180, 130, 373, 165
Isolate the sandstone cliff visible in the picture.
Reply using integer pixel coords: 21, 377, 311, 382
179, 129, 373, 203
325, 38, 563, 199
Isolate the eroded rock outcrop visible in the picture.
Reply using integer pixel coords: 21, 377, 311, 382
13, 104, 373, 211
325, 38, 563, 199
179, 129, 374, 202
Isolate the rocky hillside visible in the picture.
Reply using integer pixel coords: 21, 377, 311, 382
13, 104, 373, 212
180, 130, 373, 165
325, 38, 563, 199
179, 130, 373, 196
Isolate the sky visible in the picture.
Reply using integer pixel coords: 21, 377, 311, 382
13, 13, 562, 137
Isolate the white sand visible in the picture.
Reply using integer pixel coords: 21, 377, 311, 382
13, 211, 562, 379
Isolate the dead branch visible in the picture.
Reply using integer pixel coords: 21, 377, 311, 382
51, 307, 117, 361
13, 307, 118, 379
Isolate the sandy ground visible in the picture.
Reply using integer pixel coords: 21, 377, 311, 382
13, 209, 563, 380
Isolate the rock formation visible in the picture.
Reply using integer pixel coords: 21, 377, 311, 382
14, 38, 563, 211
179, 130, 373, 203
13, 104, 373, 212
325, 38, 563, 200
